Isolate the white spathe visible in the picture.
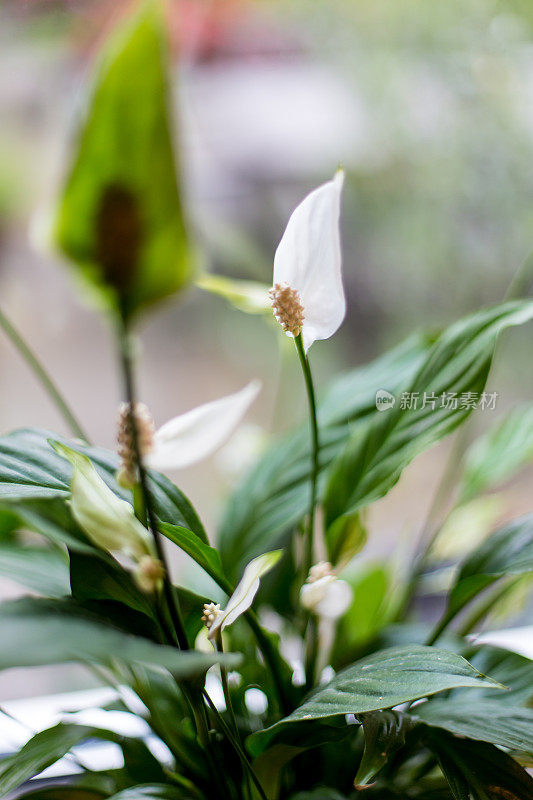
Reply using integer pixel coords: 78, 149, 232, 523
273, 170, 345, 353
300, 574, 353, 620
145, 380, 261, 471
208, 550, 282, 639
53, 442, 153, 561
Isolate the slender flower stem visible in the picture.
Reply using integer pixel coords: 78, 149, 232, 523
294, 334, 319, 581
215, 635, 239, 738
117, 317, 188, 651
0, 306, 89, 442
294, 334, 321, 689
202, 689, 269, 800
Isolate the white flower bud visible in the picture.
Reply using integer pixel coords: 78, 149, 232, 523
134, 555, 165, 594
202, 602, 222, 631
300, 561, 353, 620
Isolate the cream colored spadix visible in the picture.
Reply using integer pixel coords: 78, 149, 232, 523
273, 170, 345, 353
53, 441, 153, 560
208, 550, 282, 640
144, 380, 261, 472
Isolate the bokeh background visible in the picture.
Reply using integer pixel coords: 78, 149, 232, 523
0, 0, 532, 700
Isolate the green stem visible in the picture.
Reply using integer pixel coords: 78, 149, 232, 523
216, 635, 239, 738
294, 334, 321, 690
294, 334, 320, 579
117, 317, 188, 653
203, 689, 269, 800
0, 306, 89, 442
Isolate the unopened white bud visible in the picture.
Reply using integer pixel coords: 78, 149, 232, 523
300, 562, 353, 620
202, 602, 222, 631
117, 402, 155, 485
134, 555, 165, 594
269, 282, 305, 337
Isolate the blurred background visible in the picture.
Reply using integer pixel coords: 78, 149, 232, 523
0, 0, 532, 700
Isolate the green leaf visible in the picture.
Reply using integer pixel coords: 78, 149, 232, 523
428, 731, 533, 800
107, 788, 186, 800
219, 333, 431, 579
51, 1, 193, 318
325, 512, 367, 568
354, 710, 414, 787
159, 522, 228, 589
0, 543, 70, 596
458, 404, 533, 503
0, 596, 238, 674
417, 699, 533, 754
0, 723, 105, 795
250, 646, 500, 754
69, 549, 155, 618
0, 428, 207, 543
445, 513, 533, 623
324, 301, 533, 531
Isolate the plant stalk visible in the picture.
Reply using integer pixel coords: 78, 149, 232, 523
0, 306, 89, 442
117, 317, 188, 652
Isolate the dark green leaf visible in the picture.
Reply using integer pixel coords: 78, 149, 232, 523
159, 522, 229, 589
324, 301, 533, 531
458, 404, 533, 503
417, 699, 533, 754
354, 710, 414, 787
70, 550, 155, 619
250, 646, 500, 754
0, 596, 238, 674
218, 334, 431, 579
0, 544, 70, 596
429, 731, 533, 800
0, 428, 207, 543
52, 3, 193, 318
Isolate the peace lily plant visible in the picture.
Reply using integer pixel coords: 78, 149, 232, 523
0, 5, 532, 800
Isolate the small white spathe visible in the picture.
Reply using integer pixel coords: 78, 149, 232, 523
273, 170, 345, 353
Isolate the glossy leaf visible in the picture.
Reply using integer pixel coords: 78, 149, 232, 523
0, 428, 207, 542
0, 596, 238, 674
219, 333, 431, 579
250, 646, 500, 753
458, 404, 533, 503
107, 789, 184, 800
417, 699, 533, 754
52, 2, 193, 318
324, 301, 533, 531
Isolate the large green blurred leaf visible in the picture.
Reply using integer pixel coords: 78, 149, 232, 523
458, 404, 533, 503
417, 699, 533, 754
438, 514, 533, 632
249, 646, 500, 754
0, 428, 207, 542
0, 722, 167, 797
324, 301, 533, 531
51, 1, 193, 318
0, 596, 238, 674
107, 789, 184, 800
219, 333, 432, 578
0, 543, 70, 597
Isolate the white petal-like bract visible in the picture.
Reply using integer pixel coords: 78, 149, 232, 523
145, 380, 261, 471
208, 550, 282, 639
300, 574, 353, 619
53, 441, 153, 560
273, 170, 345, 352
